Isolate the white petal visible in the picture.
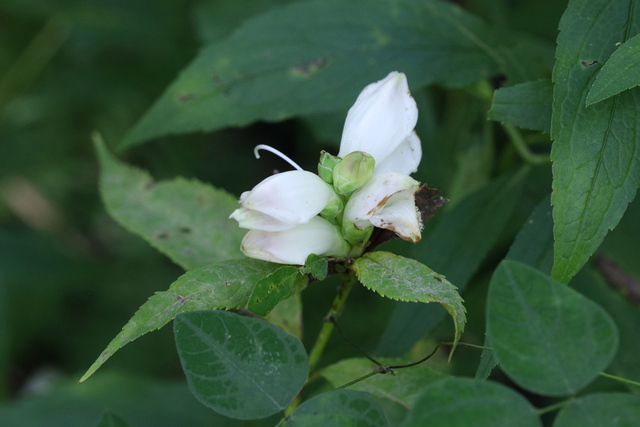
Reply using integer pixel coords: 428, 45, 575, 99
369, 191, 422, 243
374, 131, 422, 175
344, 172, 419, 225
241, 170, 336, 225
230, 207, 295, 231
240, 217, 350, 265
338, 72, 418, 165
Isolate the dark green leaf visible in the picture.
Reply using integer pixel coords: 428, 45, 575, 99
175, 310, 308, 420
587, 33, 640, 106
265, 293, 303, 340
0, 373, 244, 427
474, 335, 497, 381
353, 251, 466, 352
488, 79, 552, 132
551, 0, 640, 283
80, 258, 279, 382
286, 389, 388, 427
321, 358, 448, 409
300, 254, 328, 281
487, 260, 618, 396
401, 378, 541, 427
191, 0, 294, 44
95, 135, 244, 270
506, 194, 554, 275
377, 172, 526, 356
122, 0, 551, 147
96, 412, 133, 427
248, 266, 308, 317
573, 267, 640, 386
553, 393, 640, 427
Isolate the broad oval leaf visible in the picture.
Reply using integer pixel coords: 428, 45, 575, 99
95, 135, 244, 271
487, 260, 618, 396
286, 389, 388, 427
402, 377, 541, 427
80, 258, 280, 382
488, 79, 552, 133
353, 251, 466, 353
248, 266, 308, 317
174, 310, 308, 420
506, 194, 554, 275
321, 357, 448, 409
96, 412, 132, 427
587, 33, 640, 106
553, 393, 640, 427
121, 0, 551, 148
551, 0, 640, 283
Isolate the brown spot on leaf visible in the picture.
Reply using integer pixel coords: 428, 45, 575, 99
177, 93, 197, 103
143, 180, 156, 191
580, 60, 599, 67
291, 57, 329, 77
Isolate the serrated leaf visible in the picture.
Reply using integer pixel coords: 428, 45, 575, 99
377, 172, 526, 356
506, 194, 554, 275
174, 310, 308, 420
553, 393, 640, 427
248, 266, 308, 317
94, 135, 244, 270
402, 378, 541, 427
487, 260, 618, 396
286, 389, 388, 427
550, 0, 640, 284
80, 258, 279, 382
321, 358, 448, 409
587, 33, 640, 106
488, 79, 552, 132
353, 251, 466, 353
121, 0, 551, 148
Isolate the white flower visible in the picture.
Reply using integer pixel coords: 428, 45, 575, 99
338, 71, 421, 175
230, 170, 339, 231
343, 172, 422, 243
241, 216, 350, 265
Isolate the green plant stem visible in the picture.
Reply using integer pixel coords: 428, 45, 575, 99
337, 369, 383, 389
600, 372, 640, 387
307, 271, 356, 374
0, 14, 70, 121
503, 124, 550, 165
283, 271, 356, 417
536, 399, 574, 415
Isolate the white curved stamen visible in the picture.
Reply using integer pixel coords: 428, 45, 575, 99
253, 144, 303, 171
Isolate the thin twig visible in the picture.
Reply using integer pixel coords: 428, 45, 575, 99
600, 372, 640, 388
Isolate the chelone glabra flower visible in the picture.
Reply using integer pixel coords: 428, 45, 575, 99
231, 71, 424, 264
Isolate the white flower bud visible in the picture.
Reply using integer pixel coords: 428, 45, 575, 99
338, 72, 419, 172
240, 216, 350, 265
230, 170, 337, 231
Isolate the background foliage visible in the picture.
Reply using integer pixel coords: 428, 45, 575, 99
1, 0, 639, 426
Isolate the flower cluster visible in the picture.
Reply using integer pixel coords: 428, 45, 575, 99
230, 72, 423, 265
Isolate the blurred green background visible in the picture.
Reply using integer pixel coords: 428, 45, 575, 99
10, 0, 636, 425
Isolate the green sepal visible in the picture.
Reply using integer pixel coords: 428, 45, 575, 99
318, 151, 341, 184
332, 151, 375, 195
